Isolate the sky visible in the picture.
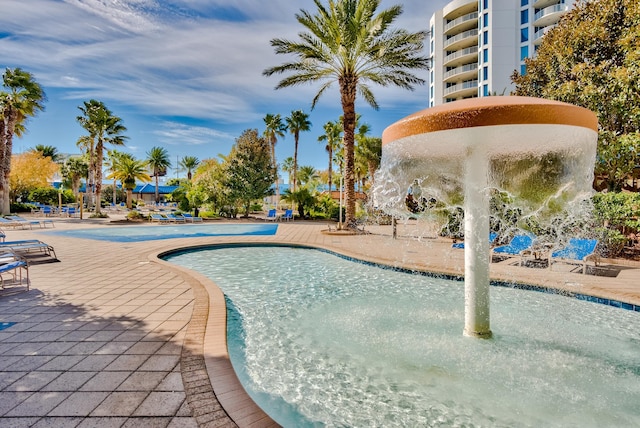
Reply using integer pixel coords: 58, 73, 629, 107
1, 0, 449, 182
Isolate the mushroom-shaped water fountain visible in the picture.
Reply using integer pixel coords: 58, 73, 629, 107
377, 96, 598, 338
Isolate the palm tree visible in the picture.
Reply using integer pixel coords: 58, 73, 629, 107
281, 156, 294, 188
264, 0, 428, 228
298, 165, 319, 187
318, 120, 342, 192
108, 154, 150, 209
76, 100, 127, 215
285, 110, 311, 192
31, 144, 61, 162
0, 68, 46, 213
105, 149, 126, 206
179, 156, 200, 181
60, 156, 89, 198
357, 136, 382, 187
146, 146, 171, 204
263, 113, 287, 205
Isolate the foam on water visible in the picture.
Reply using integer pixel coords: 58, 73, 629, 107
166, 246, 640, 427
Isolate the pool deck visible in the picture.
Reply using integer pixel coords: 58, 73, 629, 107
1, 216, 639, 427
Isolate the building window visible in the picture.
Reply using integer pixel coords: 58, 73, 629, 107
520, 10, 528, 25
520, 65, 527, 75
483, 13, 489, 27
520, 45, 529, 61
483, 48, 489, 63
483, 66, 488, 81
521, 0, 528, 6
520, 28, 529, 43
483, 84, 489, 96
483, 31, 489, 45
483, 0, 489, 9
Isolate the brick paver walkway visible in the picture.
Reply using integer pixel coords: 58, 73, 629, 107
0, 216, 638, 428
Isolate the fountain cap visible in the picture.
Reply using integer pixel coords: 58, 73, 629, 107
382, 96, 598, 146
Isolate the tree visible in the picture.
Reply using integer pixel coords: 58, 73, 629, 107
0, 68, 46, 214
357, 136, 382, 187
263, 113, 287, 203
285, 110, 311, 191
281, 156, 294, 186
59, 156, 89, 198
318, 120, 342, 192
146, 146, 171, 204
9, 151, 58, 202
264, 0, 428, 228
224, 129, 276, 217
105, 149, 126, 206
76, 100, 127, 215
179, 156, 200, 181
297, 165, 320, 188
512, 0, 640, 191
31, 144, 60, 162
108, 153, 150, 209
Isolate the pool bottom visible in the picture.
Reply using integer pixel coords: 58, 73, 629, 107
166, 245, 640, 427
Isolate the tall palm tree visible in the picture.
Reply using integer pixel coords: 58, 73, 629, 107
264, 0, 428, 228
263, 113, 287, 204
0, 68, 46, 213
105, 149, 126, 206
179, 156, 200, 181
31, 144, 61, 162
108, 154, 150, 209
357, 136, 382, 187
281, 156, 294, 187
318, 120, 342, 192
298, 165, 319, 187
76, 100, 127, 215
285, 110, 311, 192
60, 156, 89, 199
146, 146, 171, 204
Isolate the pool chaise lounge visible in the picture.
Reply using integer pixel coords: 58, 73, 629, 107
150, 214, 171, 223
549, 238, 599, 274
264, 209, 279, 221
182, 213, 203, 222
165, 213, 186, 223
0, 239, 57, 260
492, 234, 535, 265
6, 215, 54, 229
0, 251, 29, 290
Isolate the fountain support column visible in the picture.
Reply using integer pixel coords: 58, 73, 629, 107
463, 147, 492, 338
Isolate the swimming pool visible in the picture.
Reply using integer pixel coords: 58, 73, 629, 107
42, 223, 278, 242
166, 245, 640, 427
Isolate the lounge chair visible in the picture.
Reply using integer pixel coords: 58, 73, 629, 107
452, 232, 498, 249
264, 209, 278, 221
7, 215, 54, 228
182, 213, 203, 222
549, 238, 599, 274
0, 240, 57, 260
282, 209, 294, 221
492, 234, 535, 265
150, 214, 171, 223
165, 213, 186, 223
0, 217, 30, 230
0, 252, 29, 290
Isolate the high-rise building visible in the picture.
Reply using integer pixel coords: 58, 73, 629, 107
429, 0, 575, 106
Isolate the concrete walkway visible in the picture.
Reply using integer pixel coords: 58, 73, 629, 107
0, 217, 638, 427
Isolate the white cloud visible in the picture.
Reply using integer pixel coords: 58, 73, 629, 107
153, 122, 235, 146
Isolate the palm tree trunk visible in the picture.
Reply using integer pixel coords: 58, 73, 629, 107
94, 142, 103, 215
328, 147, 333, 193
340, 77, 357, 228
2, 110, 18, 214
293, 132, 299, 192
155, 174, 160, 203
126, 189, 132, 209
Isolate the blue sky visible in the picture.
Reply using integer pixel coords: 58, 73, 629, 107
1, 0, 448, 182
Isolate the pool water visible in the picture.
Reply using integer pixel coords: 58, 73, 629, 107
41, 223, 278, 242
166, 246, 640, 427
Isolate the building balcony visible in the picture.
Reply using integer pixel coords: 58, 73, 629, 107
533, 0, 562, 9
533, 25, 556, 45
444, 79, 478, 98
443, 63, 478, 83
444, 12, 478, 36
444, 28, 479, 51
534, 4, 569, 27
443, 46, 478, 68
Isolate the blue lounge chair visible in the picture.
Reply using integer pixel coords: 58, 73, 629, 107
0, 252, 29, 290
549, 238, 599, 274
265, 209, 278, 221
282, 209, 294, 221
165, 213, 186, 223
150, 214, 171, 223
492, 234, 535, 264
452, 232, 498, 249
182, 213, 203, 222
0, 240, 57, 259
